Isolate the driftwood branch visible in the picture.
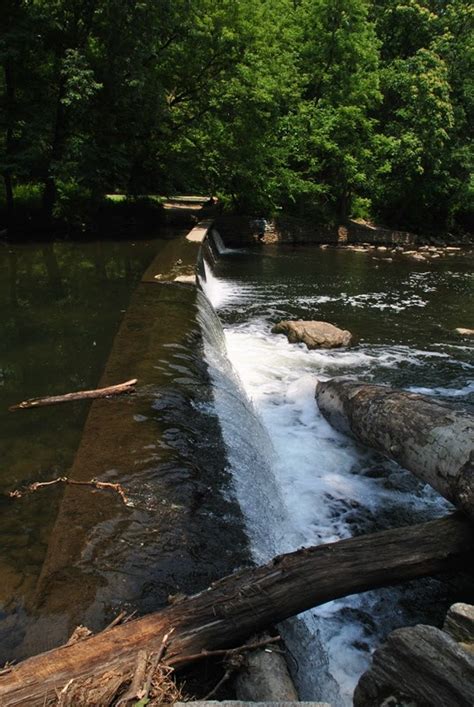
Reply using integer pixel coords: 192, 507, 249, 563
9, 379, 138, 411
7, 477, 130, 505
171, 635, 281, 667
0, 513, 472, 706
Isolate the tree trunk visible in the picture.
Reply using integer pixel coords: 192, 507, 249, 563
0, 513, 472, 706
3, 172, 14, 220
316, 378, 474, 519
3, 58, 15, 221
41, 79, 66, 223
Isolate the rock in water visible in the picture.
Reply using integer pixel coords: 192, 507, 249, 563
455, 327, 474, 336
271, 320, 352, 349
443, 603, 474, 643
234, 633, 298, 702
354, 608, 474, 707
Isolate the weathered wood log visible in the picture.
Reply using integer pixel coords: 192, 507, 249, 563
316, 378, 474, 518
0, 513, 472, 706
9, 378, 138, 411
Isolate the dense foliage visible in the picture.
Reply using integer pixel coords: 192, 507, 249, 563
0, 0, 472, 233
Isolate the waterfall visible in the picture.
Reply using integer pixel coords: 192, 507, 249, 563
196, 253, 343, 705
196, 287, 285, 562
210, 229, 229, 256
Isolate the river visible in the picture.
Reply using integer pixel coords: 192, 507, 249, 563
0, 235, 472, 704
199, 237, 474, 705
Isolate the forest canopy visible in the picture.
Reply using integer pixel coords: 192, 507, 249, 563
0, 0, 472, 233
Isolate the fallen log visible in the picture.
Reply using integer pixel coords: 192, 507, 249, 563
0, 513, 472, 706
316, 378, 474, 519
9, 378, 137, 411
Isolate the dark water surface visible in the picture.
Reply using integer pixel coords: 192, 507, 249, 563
0, 237, 249, 662
1, 240, 155, 624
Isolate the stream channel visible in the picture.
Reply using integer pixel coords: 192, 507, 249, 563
0, 230, 473, 704
199, 234, 474, 705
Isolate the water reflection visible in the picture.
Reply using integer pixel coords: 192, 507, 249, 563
1, 239, 249, 662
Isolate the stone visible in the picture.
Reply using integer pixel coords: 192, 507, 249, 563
444, 603, 474, 643
272, 320, 352, 349
174, 274, 196, 285
354, 624, 474, 707
234, 636, 298, 702
455, 328, 474, 336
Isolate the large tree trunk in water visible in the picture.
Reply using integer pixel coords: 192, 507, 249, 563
316, 378, 474, 519
0, 514, 472, 706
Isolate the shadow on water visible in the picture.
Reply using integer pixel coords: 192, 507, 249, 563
0, 237, 250, 663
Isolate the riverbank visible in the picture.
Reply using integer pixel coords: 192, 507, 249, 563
214, 213, 473, 248
2, 194, 471, 247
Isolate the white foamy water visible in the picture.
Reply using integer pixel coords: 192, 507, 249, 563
197, 251, 471, 705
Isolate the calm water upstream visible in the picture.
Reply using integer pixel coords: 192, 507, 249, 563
0, 236, 248, 664
0, 240, 156, 626
199, 240, 474, 705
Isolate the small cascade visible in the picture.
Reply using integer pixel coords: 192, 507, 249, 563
210, 229, 238, 256
196, 288, 286, 562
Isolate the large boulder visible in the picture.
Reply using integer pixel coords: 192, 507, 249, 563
271, 320, 352, 349
354, 604, 474, 707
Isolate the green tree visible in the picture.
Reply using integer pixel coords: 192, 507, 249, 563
372, 0, 473, 230
288, 0, 381, 221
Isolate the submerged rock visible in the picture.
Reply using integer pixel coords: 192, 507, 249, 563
272, 320, 352, 349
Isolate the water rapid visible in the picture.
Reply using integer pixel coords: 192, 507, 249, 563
197, 238, 473, 705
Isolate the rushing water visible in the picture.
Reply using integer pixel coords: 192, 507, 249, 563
199, 238, 474, 705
